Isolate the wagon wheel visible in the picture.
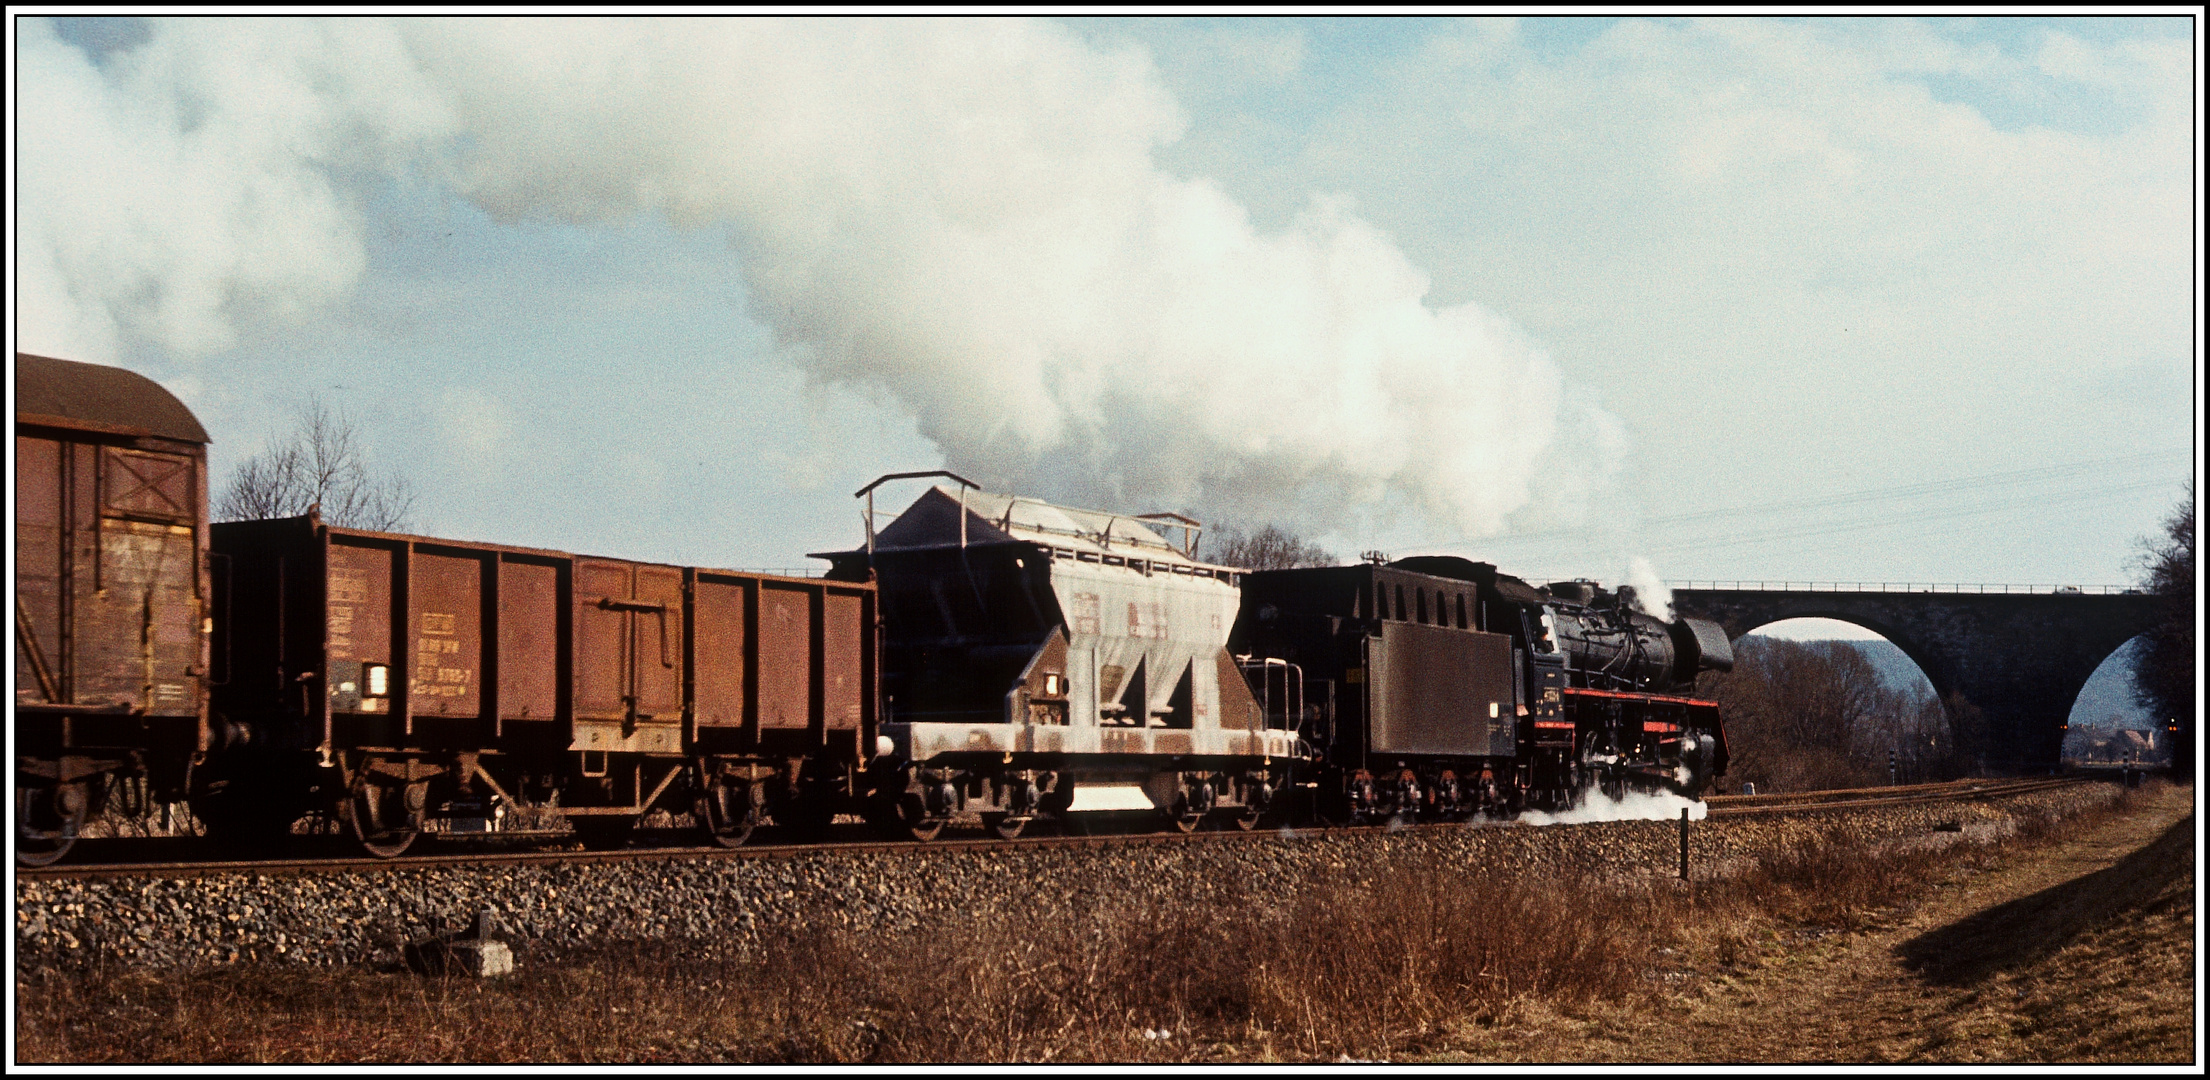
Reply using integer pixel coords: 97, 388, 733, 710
1232, 787, 1277, 831
697, 780, 761, 849
983, 812, 1029, 840
14, 781, 88, 867
1164, 792, 1205, 834
347, 778, 424, 859
897, 793, 946, 842
1393, 769, 1422, 825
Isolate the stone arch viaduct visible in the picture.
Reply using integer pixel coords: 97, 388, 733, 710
1669, 586, 2162, 770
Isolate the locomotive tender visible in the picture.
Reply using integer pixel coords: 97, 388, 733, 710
13, 355, 1731, 864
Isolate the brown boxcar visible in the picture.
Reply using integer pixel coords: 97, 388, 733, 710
209, 514, 876, 855
14, 353, 214, 865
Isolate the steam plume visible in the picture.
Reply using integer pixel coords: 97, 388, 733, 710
1516, 786, 1707, 826
18, 17, 1616, 538
1624, 556, 1675, 620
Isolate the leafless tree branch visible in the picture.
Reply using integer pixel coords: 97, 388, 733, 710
1204, 523, 1337, 571
213, 397, 417, 532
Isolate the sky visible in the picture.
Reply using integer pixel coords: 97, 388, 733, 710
12, 14, 2201, 631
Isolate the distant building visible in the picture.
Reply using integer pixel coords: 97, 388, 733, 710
2067, 726, 2166, 764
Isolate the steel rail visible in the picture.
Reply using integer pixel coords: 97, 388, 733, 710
1705, 777, 2087, 819
20, 777, 2095, 882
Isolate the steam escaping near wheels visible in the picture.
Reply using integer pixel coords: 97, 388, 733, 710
1514, 786, 1708, 827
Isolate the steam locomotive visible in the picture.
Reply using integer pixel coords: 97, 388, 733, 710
1233, 557, 1731, 823
13, 354, 1730, 865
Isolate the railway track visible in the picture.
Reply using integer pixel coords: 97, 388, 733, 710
19, 776, 2096, 882
1703, 776, 2089, 818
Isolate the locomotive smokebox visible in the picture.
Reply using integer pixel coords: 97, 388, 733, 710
1669, 617, 1736, 680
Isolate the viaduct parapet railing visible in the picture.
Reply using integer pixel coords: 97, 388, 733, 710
1667, 581, 2141, 596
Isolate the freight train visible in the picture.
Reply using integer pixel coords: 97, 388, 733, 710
12, 354, 1730, 865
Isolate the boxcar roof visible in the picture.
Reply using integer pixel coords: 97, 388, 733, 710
15, 353, 210, 444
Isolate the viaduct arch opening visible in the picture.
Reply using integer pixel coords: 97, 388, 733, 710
1672, 587, 2161, 771
1726, 616, 1949, 787
2062, 635, 2166, 765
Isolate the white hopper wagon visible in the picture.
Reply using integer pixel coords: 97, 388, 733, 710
815, 473, 1304, 838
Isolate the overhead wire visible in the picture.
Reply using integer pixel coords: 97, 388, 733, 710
1426, 446, 2190, 579
1451, 447, 2190, 551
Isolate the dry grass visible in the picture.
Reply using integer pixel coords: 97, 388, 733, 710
1897, 808, 2195, 1063
16, 786, 2181, 1064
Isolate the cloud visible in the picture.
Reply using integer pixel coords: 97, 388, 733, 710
18, 17, 1607, 541
15, 18, 457, 361
1262, 18, 2187, 509
434, 385, 514, 459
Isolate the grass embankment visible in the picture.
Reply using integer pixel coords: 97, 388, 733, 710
15, 783, 2190, 1064
1894, 808, 2195, 1062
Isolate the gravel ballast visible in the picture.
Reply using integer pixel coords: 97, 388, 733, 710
14, 785, 2122, 975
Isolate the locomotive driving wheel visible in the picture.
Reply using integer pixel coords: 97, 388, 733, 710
14, 781, 88, 867
347, 777, 426, 859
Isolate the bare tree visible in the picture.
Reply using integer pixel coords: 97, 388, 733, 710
1204, 523, 1337, 571
1703, 637, 1954, 791
2131, 482, 2193, 780
214, 397, 417, 531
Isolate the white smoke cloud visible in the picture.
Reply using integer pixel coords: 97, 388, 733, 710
1515, 785, 1706, 826
17, 17, 1608, 538
1624, 555, 1674, 621
15, 18, 455, 361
